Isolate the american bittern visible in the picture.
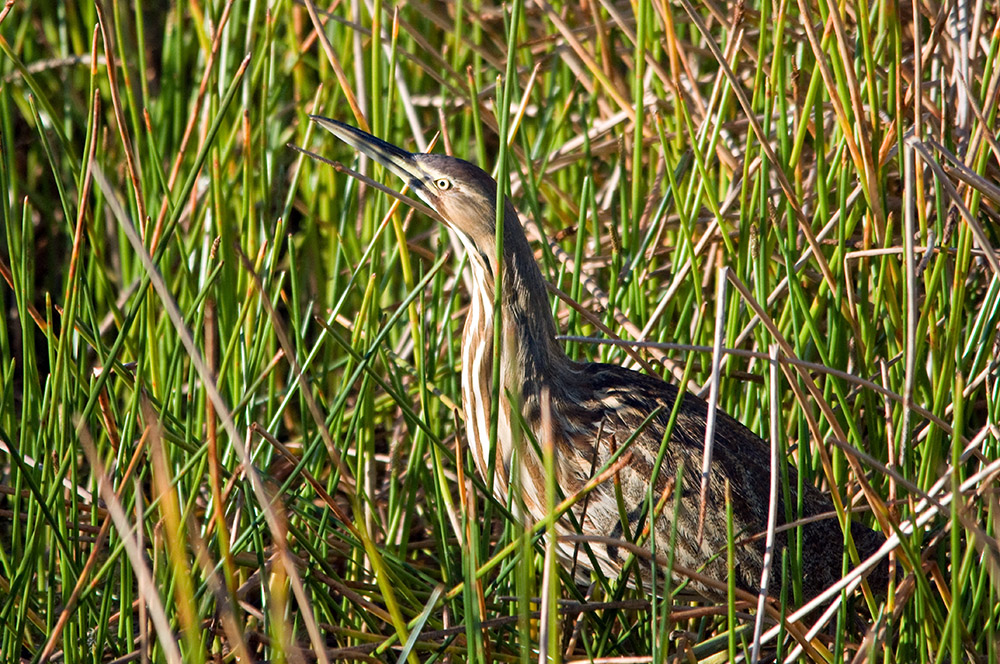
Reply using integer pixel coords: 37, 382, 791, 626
312, 116, 888, 603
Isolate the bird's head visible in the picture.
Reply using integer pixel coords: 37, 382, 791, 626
311, 116, 506, 259
311, 115, 565, 365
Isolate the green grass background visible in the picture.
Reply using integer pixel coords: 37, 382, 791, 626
0, 0, 998, 661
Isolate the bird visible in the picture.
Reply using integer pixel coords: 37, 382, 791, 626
310, 115, 889, 604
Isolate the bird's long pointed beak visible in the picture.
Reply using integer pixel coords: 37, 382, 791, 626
310, 115, 425, 191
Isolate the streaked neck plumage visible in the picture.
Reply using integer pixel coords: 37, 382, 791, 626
451, 199, 568, 489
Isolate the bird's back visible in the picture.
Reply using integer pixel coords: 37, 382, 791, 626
514, 359, 888, 602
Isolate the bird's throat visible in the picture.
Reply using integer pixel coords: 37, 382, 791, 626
456, 210, 565, 490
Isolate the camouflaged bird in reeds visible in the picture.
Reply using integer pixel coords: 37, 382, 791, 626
313, 117, 890, 604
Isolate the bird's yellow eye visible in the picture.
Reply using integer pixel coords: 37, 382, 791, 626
434, 177, 452, 191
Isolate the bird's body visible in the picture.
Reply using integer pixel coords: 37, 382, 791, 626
313, 117, 887, 603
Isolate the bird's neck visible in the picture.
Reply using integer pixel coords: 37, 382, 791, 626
463, 203, 566, 382
457, 204, 566, 479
